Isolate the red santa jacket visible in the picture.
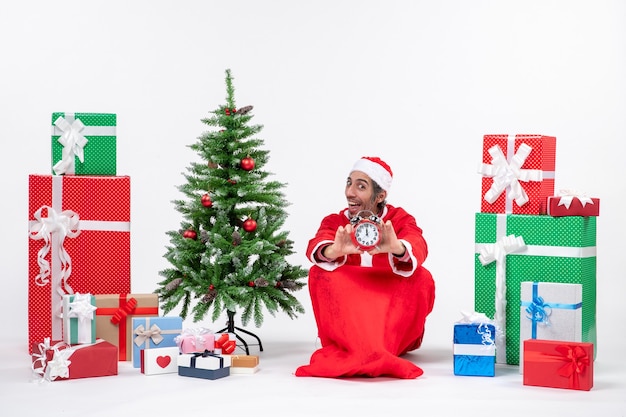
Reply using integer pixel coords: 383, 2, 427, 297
306, 204, 428, 276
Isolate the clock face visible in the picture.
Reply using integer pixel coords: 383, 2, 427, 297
354, 221, 380, 249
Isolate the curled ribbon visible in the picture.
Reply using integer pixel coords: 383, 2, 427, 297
478, 234, 526, 362
556, 189, 595, 209
477, 323, 495, 346
525, 296, 552, 326
28, 205, 80, 290
133, 324, 164, 347
52, 116, 88, 175
478, 143, 543, 208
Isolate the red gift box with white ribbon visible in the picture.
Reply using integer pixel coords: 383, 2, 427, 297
28, 175, 131, 353
547, 190, 600, 217
478, 134, 556, 215
31, 338, 118, 382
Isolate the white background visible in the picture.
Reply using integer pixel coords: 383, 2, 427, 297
1, 1, 625, 415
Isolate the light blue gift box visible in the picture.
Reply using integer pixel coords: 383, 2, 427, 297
131, 316, 182, 368
453, 323, 496, 377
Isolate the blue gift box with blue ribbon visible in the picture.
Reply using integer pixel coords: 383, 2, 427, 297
519, 281, 582, 373
453, 322, 496, 377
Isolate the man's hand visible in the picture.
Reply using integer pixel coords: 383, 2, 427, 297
322, 224, 363, 259
367, 220, 405, 256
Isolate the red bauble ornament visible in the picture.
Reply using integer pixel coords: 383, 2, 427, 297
201, 193, 213, 207
240, 156, 255, 171
242, 218, 257, 232
209, 284, 214, 290
248, 281, 255, 287
227, 178, 237, 185
183, 229, 197, 240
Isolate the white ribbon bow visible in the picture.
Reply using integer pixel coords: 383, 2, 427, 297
478, 234, 527, 363
557, 189, 595, 209
31, 338, 72, 382
478, 143, 543, 207
28, 206, 80, 291
457, 310, 493, 325
133, 324, 164, 347
52, 116, 89, 175
67, 293, 96, 322
45, 348, 73, 380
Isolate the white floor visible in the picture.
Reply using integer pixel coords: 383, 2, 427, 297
2, 334, 624, 417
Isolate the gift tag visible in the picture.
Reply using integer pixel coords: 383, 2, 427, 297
141, 346, 179, 375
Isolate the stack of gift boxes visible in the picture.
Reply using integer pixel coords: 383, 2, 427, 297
28, 112, 259, 382
453, 134, 598, 392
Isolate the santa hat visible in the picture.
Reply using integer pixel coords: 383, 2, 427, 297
350, 156, 393, 192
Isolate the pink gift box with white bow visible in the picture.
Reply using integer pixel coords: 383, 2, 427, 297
175, 328, 215, 353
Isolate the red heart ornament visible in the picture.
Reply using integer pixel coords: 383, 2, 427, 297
156, 355, 171, 368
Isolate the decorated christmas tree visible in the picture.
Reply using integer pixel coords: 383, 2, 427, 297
156, 69, 307, 338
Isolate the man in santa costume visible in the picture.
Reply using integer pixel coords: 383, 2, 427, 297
295, 156, 435, 379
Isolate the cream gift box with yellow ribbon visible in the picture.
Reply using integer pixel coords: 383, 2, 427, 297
131, 316, 183, 368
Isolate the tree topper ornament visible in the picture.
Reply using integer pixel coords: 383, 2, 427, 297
350, 210, 382, 251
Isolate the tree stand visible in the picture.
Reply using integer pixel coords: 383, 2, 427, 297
217, 310, 264, 355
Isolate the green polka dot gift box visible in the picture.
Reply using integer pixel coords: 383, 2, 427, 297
51, 112, 116, 175
474, 212, 596, 365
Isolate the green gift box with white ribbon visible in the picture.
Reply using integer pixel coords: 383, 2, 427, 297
474, 213, 596, 365
51, 112, 116, 175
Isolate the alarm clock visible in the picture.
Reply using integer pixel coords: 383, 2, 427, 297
350, 210, 382, 251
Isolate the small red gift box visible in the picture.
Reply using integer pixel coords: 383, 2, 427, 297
478, 134, 556, 215
28, 175, 131, 352
547, 192, 600, 217
523, 339, 593, 391
31, 338, 118, 381
214, 333, 237, 354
